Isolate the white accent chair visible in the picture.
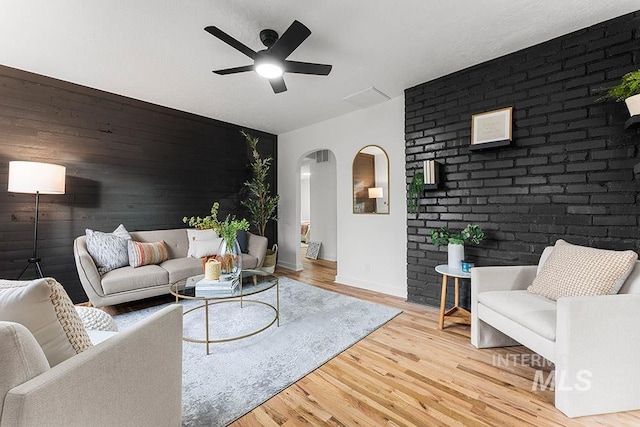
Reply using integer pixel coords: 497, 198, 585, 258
471, 246, 640, 418
0, 304, 183, 426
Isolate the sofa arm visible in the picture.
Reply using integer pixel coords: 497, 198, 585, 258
2, 304, 183, 427
247, 233, 268, 268
471, 265, 537, 349
555, 294, 640, 417
73, 236, 105, 306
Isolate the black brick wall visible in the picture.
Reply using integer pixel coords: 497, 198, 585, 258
405, 11, 640, 308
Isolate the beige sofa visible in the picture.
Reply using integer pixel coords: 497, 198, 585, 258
74, 228, 268, 307
471, 246, 640, 418
0, 304, 183, 427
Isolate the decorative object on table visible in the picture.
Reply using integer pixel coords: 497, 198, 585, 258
460, 260, 475, 273
470, 106, 513, 151
429, 224, 485, 270
195, 276, 238, 297
204, 258, 221, 281
115, 277, 401, 427
7, 161, 66, 279
603, 68, 640, 116
241, 130, 280, 238
306, 241, 321, 259
423, 159, 440, 190
183, 201, 250, 281
407, 172, 424, 215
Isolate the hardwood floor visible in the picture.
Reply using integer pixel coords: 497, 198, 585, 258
106, 252, 640, 426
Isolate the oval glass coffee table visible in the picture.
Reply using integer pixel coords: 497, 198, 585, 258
169, 270, 279, 355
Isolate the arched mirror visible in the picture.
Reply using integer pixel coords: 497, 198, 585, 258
352, 145, 389, 214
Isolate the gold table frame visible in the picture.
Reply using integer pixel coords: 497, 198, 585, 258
169, 271, 279, 355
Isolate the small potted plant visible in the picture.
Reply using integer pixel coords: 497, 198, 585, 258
429, 224, 485, 270
605, 68, 640, 117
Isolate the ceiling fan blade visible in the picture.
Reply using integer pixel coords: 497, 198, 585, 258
213, 65, 254, 75
283, 60, 332, 76
269, 77, 287, 94
205, 26, 257, 59
268, 20, 311, 59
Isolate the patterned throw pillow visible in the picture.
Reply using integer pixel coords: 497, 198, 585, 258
86, 224, 131, 274
528, 239, 638, 300
0, 278, 93, 367
128, 240, 169, 268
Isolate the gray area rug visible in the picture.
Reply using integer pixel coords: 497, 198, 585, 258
113, 277, 401, 426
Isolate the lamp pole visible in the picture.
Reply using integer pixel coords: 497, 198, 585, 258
18, 190, 44, 279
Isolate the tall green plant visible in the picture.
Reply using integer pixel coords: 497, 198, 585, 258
241, 130, 280, 237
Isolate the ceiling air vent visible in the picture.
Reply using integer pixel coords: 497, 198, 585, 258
342, 86, 390, 109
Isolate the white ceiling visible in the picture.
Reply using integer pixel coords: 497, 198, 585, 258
0, 1, 638, 135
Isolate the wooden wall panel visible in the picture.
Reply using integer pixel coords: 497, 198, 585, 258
0, 65, 277, 303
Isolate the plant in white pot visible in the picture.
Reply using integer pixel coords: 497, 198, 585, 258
429, 225, 485, 270
605, 69, 640, 116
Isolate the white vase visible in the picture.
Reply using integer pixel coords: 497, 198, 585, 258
625, 94, 640, 116
447, 243, 465, 270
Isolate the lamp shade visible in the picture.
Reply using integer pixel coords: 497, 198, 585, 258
8, 161, 66, 194
368, 187, 383, 199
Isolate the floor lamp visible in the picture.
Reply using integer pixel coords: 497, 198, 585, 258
8, 161, 66, 279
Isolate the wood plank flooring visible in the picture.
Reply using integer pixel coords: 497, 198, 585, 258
106, 252, 640, 426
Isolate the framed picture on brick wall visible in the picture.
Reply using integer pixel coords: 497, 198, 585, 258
470, 107, 513, 150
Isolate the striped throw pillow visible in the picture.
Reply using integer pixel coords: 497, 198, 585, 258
128, 240, 169, 268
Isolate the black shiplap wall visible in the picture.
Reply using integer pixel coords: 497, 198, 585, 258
406, 11, 640, 308
0, 65, 277, 303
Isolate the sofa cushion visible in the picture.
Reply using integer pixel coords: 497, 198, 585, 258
528, 239, 638, 300
86, 224, 131, 274
160, 258, 204, 283
186, 229, 219, 258
0, 321, 50, 416
242, 253, 259, 270
0, 278, 93, 367
101, 265, 169, 295
477, 290, 557, 341
128, 240, 169, 268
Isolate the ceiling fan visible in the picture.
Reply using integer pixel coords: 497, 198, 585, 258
204, 20, 332, 94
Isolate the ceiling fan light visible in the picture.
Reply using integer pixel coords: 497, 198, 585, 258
255, 62, 283, 79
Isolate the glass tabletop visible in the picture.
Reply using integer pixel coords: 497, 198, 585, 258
169, 272, 277, 300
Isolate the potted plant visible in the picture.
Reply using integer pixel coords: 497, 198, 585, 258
407, 172, 424, 215
183, 202, 249, 278
605, 68, 640, 116
429, 224, 485, 270
241, 130, 279, 271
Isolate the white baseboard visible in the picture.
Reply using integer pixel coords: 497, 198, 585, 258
334, 275, 407, 298
277, 261, 302, 272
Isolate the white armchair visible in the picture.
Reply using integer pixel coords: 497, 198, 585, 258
471, 246, 640, 418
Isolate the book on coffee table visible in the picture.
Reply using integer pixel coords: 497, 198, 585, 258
195, 278, 238, 293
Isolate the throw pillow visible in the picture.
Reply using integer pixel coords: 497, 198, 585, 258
86, 224, 131, 274
128, 240, 169, 268
236, 229, 249, 254
186, 229, 219, 258
528, 239, 638, 300
0, 278, 93, 367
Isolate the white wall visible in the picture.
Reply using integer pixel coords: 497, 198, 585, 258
300, 162, 311, 222
277, 96, 407, 298
309, 151, 337, 261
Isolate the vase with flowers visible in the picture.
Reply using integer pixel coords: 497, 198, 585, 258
183, 202, 249, 280
429, 224, 485, 270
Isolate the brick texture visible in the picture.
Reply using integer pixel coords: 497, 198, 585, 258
405, 11, 640, 308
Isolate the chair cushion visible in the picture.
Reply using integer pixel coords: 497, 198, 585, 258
85, 224, 131, 274
128, 240, 169, 268
478, 290, 557, 341
0, 278, 93, 367
241, 253, 259, 270
160, 257, 204, 283
528, 239, 638, 301
0, 321, 50, 416
101, 265, 169, 294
